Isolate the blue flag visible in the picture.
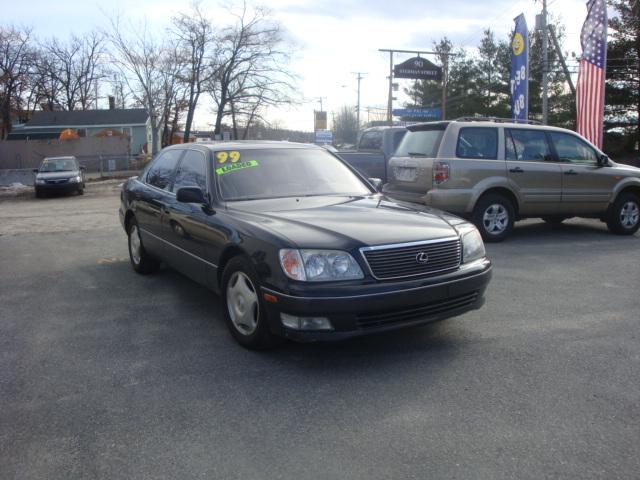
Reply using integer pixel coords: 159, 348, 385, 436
510, 14, 529, 120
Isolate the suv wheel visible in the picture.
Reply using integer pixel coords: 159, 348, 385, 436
606, 193, 640, 235
127, 218, 161, 274
221, 256, 279, 350
472, 194, 515, 242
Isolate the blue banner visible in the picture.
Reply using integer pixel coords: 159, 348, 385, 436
392, 108, 441, 119
510, 14, 529, 120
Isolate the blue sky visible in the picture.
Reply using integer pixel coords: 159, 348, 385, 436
5, 0, 592, 130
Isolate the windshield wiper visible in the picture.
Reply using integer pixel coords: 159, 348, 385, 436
407, 152, 429, 157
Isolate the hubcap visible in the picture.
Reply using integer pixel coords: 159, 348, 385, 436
620, 201, 639, 228
483, 204, 509, 235
226, 272, 259, 335
130, 225, 142, 265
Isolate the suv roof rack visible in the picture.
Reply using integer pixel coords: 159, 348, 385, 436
454, 116, 542, 125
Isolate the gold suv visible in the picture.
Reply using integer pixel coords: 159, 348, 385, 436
383, 118, 640, 241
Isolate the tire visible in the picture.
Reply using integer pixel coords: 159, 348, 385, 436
78, 187, 84, 195
35, 188, 43, 198
541, 216, 568, 225
127, 217, 161, 274
606, 193, 640, 235
472, 193, 515, 242
221, 256, 279, 350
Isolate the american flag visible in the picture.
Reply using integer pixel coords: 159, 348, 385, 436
576, 0, 607, 148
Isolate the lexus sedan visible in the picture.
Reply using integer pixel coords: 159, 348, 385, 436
33, 156, 86, 197
119, 142, 492, 349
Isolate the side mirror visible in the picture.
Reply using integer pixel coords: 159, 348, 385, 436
79, 165, 86, 171
176, 186, 207, 204
368, 177, 383, 192
597, 154, 609, 167
32, 168, 39, 174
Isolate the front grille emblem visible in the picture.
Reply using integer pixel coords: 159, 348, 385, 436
415, 252, 429, 264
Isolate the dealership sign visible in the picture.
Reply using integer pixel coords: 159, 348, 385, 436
392, 108, 442, 119
393, 57, 442, 81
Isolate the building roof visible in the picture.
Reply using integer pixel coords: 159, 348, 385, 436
25, 109, 149, 128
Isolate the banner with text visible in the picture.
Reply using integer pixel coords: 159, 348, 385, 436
510, 14, 529, 120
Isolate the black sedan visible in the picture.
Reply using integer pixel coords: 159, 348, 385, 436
119, 142, 491, 349
33, 156, 86, 197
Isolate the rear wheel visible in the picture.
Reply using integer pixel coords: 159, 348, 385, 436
127, 218, 160, 274
472, 193, 515, 242
221, 256, 279, 349
606, 193, 640, 235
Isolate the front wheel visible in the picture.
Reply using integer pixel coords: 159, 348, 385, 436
472, 193, 515, 242
127, 218, 161, 274
221, 256, 279, 349
606, 193, 640, 235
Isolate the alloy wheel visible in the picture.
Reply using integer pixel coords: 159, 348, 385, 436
620, 201, 640, 228
226, 271, 259, 335
129, 225, 142, 265
483, 204, 509, 235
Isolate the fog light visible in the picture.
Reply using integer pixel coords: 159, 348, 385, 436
280, 313, 333, 331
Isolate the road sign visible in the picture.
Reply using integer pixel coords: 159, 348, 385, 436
315, 130, 333, 143
393, 57, 442, 81
314, 111, 327, 130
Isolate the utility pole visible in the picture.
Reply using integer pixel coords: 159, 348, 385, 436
541, 0, 549, 124
317, 97, 326, 112
352, 72, 366, 128
548, 24, 575, 96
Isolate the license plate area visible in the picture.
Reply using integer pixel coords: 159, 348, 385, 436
394, 166, 417, 182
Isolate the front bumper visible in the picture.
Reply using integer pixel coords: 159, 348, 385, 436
35, 181, 81, 193
261, 258, 491, 342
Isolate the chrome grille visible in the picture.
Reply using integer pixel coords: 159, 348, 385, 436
361, 237, 461, 280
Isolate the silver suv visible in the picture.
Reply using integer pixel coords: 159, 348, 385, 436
383, 118, 640, 241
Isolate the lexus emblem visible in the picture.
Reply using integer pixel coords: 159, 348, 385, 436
415, 252, 429, 264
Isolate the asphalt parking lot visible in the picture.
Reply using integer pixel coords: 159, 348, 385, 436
1, 186, 639, 480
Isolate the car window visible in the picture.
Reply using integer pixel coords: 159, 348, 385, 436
549, 132, 598, 165
395, 127, 445, 157
215, 148, 370, 201
506, 129, 552, 162
40, 157, 78, 172
359, 131, 383, 150
456, 127, 498, 159
145, 149, 183, 191
393, 131, 407, 152
172, 150, 207, 192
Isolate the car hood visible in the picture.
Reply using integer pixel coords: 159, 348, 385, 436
227, 195, 464, 249
36, 171, 80, 180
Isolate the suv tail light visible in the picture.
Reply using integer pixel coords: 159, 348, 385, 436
433, 161, 450, 185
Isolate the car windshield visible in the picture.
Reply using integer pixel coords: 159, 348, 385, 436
215, 148, 371, 201
395, 127, 446, 157
40, 158, 78, 172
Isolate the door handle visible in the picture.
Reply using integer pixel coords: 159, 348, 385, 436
509, 167, 524, 173
564, 170, 578, 175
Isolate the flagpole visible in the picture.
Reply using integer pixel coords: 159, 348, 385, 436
541, 0, 549, 124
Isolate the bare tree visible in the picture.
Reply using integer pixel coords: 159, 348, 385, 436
41, 31, 105, 110
171, 2, 215, 143
206, 3, 297, 137
0, 25, 34, 138
105, 17, 172, 155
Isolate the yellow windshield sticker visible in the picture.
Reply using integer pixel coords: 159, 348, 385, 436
216, 150, 241, 164
216, 160, 259, 175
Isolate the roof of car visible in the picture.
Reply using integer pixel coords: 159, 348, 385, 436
408, 118, 580, 134
165, 141, 321, 151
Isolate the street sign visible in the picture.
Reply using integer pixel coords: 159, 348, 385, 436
392, 108, 442, 119
314, 111, 327, 130
315, 130, 333, 143
393, 57, 442, 81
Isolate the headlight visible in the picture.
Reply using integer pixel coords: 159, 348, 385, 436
69, 175, 81, 183
35, 178, 46, 184
279, 249, 364, 282
461, 227, 486, 263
